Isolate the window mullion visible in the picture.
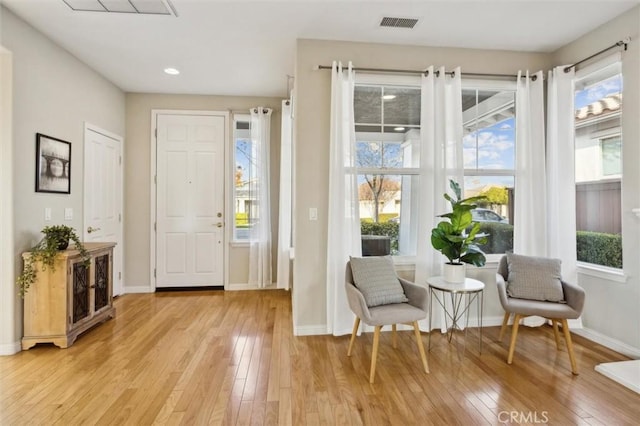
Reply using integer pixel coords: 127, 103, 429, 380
354, 167, 420, 175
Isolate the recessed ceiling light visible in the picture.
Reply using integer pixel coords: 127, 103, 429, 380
164, 67, 180, 75
394, 127, 406, 131
382, 94, 396, 100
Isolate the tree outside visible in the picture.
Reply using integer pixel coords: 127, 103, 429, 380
358, 178, 400, 223
478, 186, 508, 209
356, 141, 402, 223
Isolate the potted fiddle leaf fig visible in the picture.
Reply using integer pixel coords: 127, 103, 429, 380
17, 225, 89, 297
431, 180, 488, 283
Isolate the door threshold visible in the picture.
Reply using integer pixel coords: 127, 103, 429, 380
156, 286, 224, 292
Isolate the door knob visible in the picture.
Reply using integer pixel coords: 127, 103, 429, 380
87, 226, 101, 234
215, 222, 223, 228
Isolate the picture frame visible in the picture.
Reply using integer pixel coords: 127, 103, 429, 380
35, 133, 71, 194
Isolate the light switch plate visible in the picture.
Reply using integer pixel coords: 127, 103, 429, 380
309, 207, 318, 221
64, 208, 73, 220
44, 208, 52, 221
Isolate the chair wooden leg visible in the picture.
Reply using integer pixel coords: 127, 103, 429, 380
370, 326, 381, 383
552, 319, 561, 350
392, 324, 397, 349
413, 321, 429, 374
507, 314, 522, 365
499, 312, 510, 342
348, 317, 360, 357
561, 319, 579, 375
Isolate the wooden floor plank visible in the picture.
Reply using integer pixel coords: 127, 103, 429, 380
1, 290, 639, 425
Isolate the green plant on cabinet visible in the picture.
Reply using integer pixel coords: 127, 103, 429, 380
17, 225, 90, 297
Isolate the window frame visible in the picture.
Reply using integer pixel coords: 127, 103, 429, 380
573, 57, 624, 272
231, 113, 252, 244
354, 73, 421, 260
461, 78, 517, 262
600, 133, 622, 178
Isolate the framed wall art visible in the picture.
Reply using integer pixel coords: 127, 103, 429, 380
35, 133, 71, 194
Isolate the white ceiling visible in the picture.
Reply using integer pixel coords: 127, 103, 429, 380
1, 0, 638, 97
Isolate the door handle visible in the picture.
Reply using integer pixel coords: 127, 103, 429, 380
214, 222, 223, 228
87, 226, 101, 234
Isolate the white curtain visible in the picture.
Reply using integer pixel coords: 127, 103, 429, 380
277, 100, 293, 290
248, 107, 273, 288
546, 66, 578, 285
416, 66, 463, 331
326, 61, 361, 336
514, 70, 546, 256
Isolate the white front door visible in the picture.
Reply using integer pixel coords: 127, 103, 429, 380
155, 113, 225, 287
83, 125, 123, 295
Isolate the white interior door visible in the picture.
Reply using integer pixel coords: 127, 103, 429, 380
155, 113, 225, 287
83, 125, 123, 295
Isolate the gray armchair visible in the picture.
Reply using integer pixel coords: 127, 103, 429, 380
496, 255, 586, 374
345, 261, 429, 383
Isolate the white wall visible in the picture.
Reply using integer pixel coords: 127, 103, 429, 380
0, 44, 15, 355
0, 6, 126, 354
124, 94, 281, 290
553, 6, 640, 355
292, 38, 552, 334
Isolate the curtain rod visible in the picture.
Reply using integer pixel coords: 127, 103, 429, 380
315, 65, 536, 80
563, 38, 630, 73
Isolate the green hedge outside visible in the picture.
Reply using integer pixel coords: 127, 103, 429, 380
476, 222, 513, 255
361, 213, 398, 224
361, 221, 399, 253
359, 220, 622, 267
577, 231, 622, 268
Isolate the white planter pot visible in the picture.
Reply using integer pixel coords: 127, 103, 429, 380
443, 263, 466, 283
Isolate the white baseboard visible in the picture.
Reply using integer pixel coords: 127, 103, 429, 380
595, 360, 640, 394
0, 341, 21, 356
294, 316, 509, 337
124, 286, 155, 294
227, 283, 282, 291
470, 316, 583, 330
294, 325, 328, 336
573, 327, 640, 359
227, 283, 258, 291
470, 315, 505, 328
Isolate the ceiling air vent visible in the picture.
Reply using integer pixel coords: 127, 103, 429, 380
380, 17, 419, 29
63, 0, 178, 16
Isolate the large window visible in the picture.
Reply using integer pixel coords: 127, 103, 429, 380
462, 82, 516, 256
574, 64, 623, 269
233, 115, 255, 241
353, 77, 518, 258
354, 77, 421, 256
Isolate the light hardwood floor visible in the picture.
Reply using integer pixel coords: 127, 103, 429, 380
1, 290, 638, 425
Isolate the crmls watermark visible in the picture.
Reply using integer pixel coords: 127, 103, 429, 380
498, 411, 549, 424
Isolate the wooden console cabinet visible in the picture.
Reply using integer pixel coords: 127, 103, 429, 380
22, 242, 116, 350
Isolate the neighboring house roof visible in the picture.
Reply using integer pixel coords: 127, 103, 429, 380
575, 93, 621, 124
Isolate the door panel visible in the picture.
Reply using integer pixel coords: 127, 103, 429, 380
195, 233, 216, 272
165, 151, 188, 217
156, 114, 225, 287
83, 127, 123, 295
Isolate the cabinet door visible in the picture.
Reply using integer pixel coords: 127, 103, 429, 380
94, 253, 110, 312
72, 261, 90, 324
